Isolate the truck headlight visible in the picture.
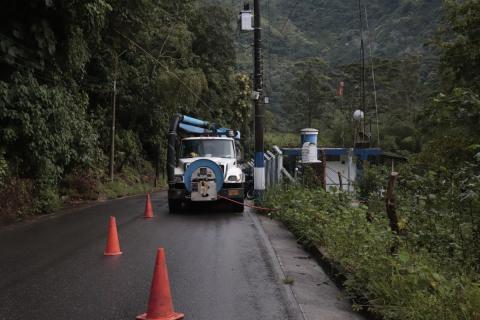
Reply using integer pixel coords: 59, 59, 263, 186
228, 175, 240, 182
174, 175, 183, 183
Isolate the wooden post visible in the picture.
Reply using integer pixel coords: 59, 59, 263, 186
386, 172, 400, 234
109, 72, 117, 182
321, 150, 327, 191
154, 145, 160, 188
338, 171, 343, 190
109, 50, 127, 181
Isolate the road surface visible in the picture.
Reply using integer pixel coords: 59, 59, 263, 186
0, 192, 290, 320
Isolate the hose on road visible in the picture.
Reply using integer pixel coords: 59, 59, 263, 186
217, 195, 278, 212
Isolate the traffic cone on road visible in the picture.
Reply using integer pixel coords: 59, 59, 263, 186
144, 193, 154, 219
104, 216, 122, 256
136, 248, 184, 320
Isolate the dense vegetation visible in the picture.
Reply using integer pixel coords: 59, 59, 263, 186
0, 0, 251, 223
0, 0, 478, 317
264, 182, 480, 319
211, 0, 443, 152
264, 1, 480, 319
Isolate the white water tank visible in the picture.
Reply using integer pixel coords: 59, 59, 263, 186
301, 142, 320, 163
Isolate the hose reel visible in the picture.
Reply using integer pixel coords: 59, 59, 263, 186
184, 159, 224, 201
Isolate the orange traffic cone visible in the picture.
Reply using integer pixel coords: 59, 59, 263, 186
104, 216, 122, 256
144, 193, 154, 219
137, 248, 184, 320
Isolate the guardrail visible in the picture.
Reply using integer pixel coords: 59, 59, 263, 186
247, 145, 294, 191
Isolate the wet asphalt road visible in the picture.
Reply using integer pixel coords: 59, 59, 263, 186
0, 192, 289, 320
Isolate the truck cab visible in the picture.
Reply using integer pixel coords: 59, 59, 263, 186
167, 115, 245, 213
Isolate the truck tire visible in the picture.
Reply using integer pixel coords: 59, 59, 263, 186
168, 199, 182, 213
232, 198, 244, 213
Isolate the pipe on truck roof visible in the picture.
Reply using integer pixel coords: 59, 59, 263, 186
167, 114, 182, 185
181, 115, 211, 129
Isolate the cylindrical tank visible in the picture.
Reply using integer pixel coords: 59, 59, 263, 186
300, 128, 319, 146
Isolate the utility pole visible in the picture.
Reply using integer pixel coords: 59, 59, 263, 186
109, 50, 127, 182
358, 0, 367, 143
253, 0, 265, 200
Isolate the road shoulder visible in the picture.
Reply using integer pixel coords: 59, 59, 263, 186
251, 210, 366, 320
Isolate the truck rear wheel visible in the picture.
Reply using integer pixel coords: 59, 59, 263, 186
168, 199, 182, 213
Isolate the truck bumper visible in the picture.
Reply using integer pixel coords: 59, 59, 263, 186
168, 184, 244, 201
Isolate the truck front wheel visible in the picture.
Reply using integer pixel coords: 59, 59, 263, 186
168, 199, 182, 213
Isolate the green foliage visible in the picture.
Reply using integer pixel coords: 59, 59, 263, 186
0, 151, 7, 184
356, 163, 388, 200
0, 178, 34, 224
0, 0, 244, 220
97, 164, 155, 199
115, 130, 143, 171
213, 0, 442, 138
265, 54, 429, 151
33, 182, 61, 214
283, 58, 332, 129
398, 162, 480, 271
418, 88, 480, 169
263, 185, 480, 320
437, 0, 480, 91
0, 72, 100, 182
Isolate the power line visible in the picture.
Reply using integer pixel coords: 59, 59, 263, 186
279, 0, 301, 35
115, 30, 211, 110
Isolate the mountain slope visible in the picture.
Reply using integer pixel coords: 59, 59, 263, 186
202, 0, 443, 141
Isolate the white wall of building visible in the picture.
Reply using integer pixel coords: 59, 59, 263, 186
325, 154, 356, 192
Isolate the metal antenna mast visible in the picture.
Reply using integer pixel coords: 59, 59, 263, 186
365, 7, 381, 147
358, 0, 367, 142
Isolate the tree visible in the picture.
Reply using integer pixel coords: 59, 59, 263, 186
437, 0, 480, 92
283, 58, 332, 130
417, 0, 480, 167
0, 0, 245, 215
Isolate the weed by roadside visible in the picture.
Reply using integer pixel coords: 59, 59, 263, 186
0, 162, 163, 225
263, 185, 480, 320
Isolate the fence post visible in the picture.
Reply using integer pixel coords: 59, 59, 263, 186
273, 146, 283, 184
338, 171, 343, 191
386, 172, 400, 234
264, 153, 271, 189
386, 171, 400, 253
266, 150, 276, 186
320, 150, 327, 191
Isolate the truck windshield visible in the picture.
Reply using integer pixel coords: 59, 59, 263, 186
181, 139, 235, 158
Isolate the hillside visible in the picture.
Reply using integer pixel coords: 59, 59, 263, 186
203, 0, 443, 144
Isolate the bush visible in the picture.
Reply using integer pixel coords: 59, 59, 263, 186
96, 162, 155, 200
263, 185, 480, 320
0, 178, 34, 224
33, 182, 61, 214
62, 169, 101, 201
0, 152, 7, 183
0, 72, 101, 187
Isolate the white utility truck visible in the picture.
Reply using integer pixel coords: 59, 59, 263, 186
167, 115, 245, 213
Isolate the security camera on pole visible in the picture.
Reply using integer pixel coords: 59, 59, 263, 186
240, 1, 265, 201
